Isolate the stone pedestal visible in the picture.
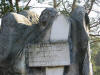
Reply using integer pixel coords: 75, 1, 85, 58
46, 67, 64, 75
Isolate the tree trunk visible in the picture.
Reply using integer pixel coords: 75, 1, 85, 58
15, 0, 20, 12
8, 0, 14, 11
53, 0, 57, 8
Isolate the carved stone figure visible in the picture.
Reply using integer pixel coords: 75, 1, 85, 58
0, 12, 32, 75
0, 6, 91, 75
0, 8, 58, 75
66, 6, 89, 75
19, 10, 39, 24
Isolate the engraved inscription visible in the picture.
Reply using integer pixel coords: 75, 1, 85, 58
28, 43, 70, 67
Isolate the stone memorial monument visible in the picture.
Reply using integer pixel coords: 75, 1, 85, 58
25, 14, 71, 75
0, 6, 92, 75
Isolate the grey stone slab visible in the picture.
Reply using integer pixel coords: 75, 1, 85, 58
46, 67, 64, 75
28, 42, 70, 67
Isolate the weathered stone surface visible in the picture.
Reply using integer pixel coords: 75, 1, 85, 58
39, 8, 58, 30
0, 12, 32, 61
27, 12, 70, 67
50, 15, 70, 42
19, 10, 39, 24
26, 8, 58, 75
28, 43, 70, 67
66, 6, 90, 75
0, 6, 91, 75
46, 67, 64, 75
0, 8, 58, 75
0, 12, 34, 74
27, 14, 71, 67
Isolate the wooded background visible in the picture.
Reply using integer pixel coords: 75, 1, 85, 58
0, 0, 100, 75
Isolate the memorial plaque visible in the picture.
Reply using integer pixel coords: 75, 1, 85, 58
28, 42, 70, 67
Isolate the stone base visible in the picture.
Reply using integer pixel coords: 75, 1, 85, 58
27, 67, 64, 75
46, 67, 64, 75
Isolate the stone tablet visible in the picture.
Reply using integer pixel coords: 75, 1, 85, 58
50, 15, 70, 42
28, 42, 70, 67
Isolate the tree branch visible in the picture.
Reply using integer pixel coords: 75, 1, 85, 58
24, 0, 31, 9
8, 0, 14, 11
88, 0, 95, 14
84, 0, 89, 9
90, 40, 100, 44
90, 34, 100, 36
90, 23, 100, 28
56, 1, 61, 7
62, 0, 66, 11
